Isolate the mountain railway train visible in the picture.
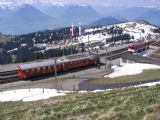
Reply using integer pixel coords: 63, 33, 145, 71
18, 53, 100, 79
128, 41, 149, 53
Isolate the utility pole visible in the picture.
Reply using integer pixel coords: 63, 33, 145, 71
63, 47, 64, 56
71, 23, 74, 55
110, 52, 112, 69
88, 34, 89, 46
78, 23, 82, 53
63, 28, 64, 57
71, 37, 73, 55
79, 23, 81, 36
105, 48, 107, 70
140, 31, 142, 40
96, 49, 99, 69
55, 58, 57, 79
54, 58, 58, 90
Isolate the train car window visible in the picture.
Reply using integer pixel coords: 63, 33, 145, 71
37, 67, 41, 72
31, 69, 35, 73
34, 68, 37, 73
25, 70, 29, 73
40, 67, 43, 71
51, 66, 54, 70
28, 69, 31, 73
43, 67, 46, 70
48, 66, 52, 71
48, 66, 51, 69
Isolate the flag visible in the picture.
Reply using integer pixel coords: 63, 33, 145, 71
71, 23, 76, 38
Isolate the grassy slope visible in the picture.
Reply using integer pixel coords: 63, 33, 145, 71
0, 86, 160, 120
91, 69, 160, 85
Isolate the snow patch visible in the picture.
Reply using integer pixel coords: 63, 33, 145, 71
0, 88, 66, 102
105, 63, 160, 78
135, 81, 160, 87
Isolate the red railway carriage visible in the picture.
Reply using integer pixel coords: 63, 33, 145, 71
128, 41, 149, 53
18, 53, 100, 79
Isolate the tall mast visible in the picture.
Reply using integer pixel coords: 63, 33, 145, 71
79, 23, 81, 36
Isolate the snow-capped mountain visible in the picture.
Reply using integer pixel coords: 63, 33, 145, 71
37, 4, 100, 25
13, 4, 53, 22
0, 0, 22, 10
59, 5, 99, 25
0, 4, 56, 34
0, 3, 100, 34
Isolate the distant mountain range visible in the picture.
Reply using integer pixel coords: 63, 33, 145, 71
0, 2, 160, 35
89, 17, 123, 27
94, 6, 160, 26
0, 4, 100, 34
0, 4, 57, 35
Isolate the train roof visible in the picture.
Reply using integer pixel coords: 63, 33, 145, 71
129, 41, 149, 47
18, 53, 96, 70
18, 59, 60, 70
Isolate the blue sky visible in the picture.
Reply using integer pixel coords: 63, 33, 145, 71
1, 0, 160, 7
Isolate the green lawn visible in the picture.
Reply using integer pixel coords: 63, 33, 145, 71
0, 86, 160, 120
91, 69, 160, 85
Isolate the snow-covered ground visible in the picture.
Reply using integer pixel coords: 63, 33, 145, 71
0, 89, 67, 102
105, 63, 160, 78
0, 89, 109, 102
81, 21, 158, 44
1, 80, 160, 102
79, 33, 111, 43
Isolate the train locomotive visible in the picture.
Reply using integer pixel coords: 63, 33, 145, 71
18, 53, 100, 79
128, 41, 149, 53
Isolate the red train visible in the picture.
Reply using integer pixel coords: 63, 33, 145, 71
18, 53, 100, 79
128, 41, 149, 53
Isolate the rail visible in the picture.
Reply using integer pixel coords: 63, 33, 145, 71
1, 40, 158, 84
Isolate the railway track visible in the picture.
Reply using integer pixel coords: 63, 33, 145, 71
105, 40, 160, 60
0, 44, 155, 84
0, 70, 18, 76
0, 77, 20, 84
0, 70, 20, 84
99, 47, 128, 58
0, 47, 128, 84
0, 39, 159, 85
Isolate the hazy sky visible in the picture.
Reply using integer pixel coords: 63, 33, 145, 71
1, 0, 160, 7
